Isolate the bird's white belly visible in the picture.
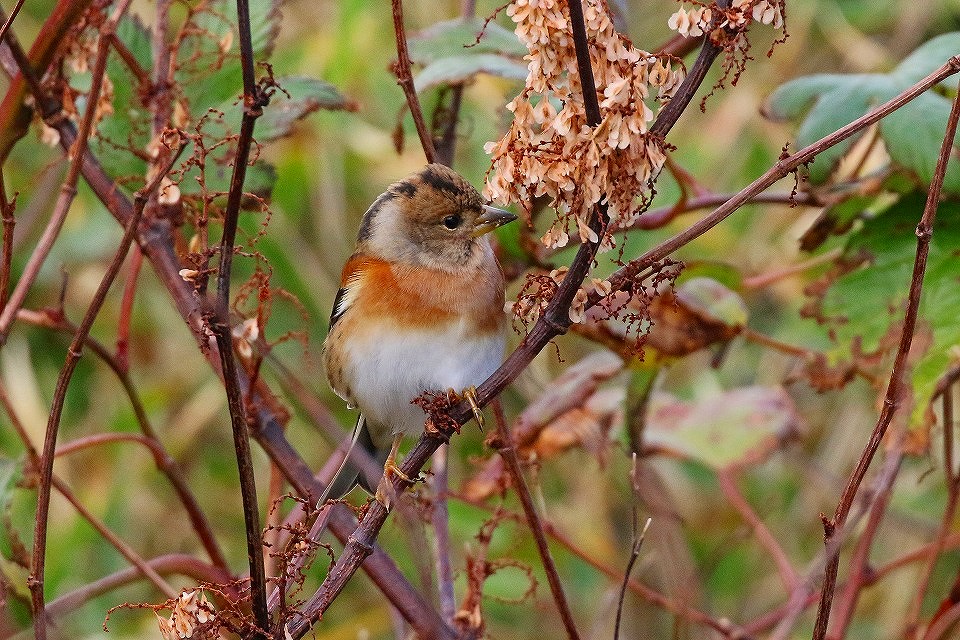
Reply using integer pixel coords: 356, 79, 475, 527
343, 318, 503, 438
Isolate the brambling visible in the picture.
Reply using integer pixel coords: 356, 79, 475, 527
322, 164, 516, 500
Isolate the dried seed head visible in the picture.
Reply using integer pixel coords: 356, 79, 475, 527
485, 0, 681, 250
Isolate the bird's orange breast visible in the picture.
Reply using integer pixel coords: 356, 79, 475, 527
339, 254, 505, 334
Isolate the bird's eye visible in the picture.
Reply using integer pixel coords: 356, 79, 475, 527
442, 214, 462, 230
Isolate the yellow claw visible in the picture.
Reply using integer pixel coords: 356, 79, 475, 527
375, 435, 411, 509
463, 385, 485, 430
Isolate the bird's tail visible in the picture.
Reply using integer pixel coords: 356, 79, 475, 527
321, 415, 389, 502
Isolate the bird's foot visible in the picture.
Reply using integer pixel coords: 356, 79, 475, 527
375, 436, 411, 510
446, 386, 484, 429
462, 385, 485, 430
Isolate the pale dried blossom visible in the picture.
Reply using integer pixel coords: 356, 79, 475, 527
156, 590, 215, 639
485, 0, 681, 251
668, 0, 785, 39
232, 317, 259, 360
569, 288, 589, 324
39, 123, 61, 147
179, 268, 200, 282
158, 177, 182, 205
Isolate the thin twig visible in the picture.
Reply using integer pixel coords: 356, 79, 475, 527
0, 0, 25, 44
392, 0, 436, 162
0, 169, 15, 311
449, 490, 746, 638
30, 153, 183, 640
827, 443, 906, 637
0, 382, 179, 602
600, 56, 960, 303
717, 469, 799, 593
615, 455, 651, 640
489, 399, 581, 640
209, 0, 271, 635
430, 445, 457, 623
810, 74, 960, 640
47, 554, 232, 622
433, 0, 476, 166
907, 383, 960, 638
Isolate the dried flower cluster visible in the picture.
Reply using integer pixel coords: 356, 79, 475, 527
156, 590, 216, 640
484, 0, 684, 250
668, 0, 785, 44
512, 265, 611, 327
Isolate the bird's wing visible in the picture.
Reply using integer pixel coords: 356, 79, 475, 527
328, 286, 350, 330
327, 254, 368, 332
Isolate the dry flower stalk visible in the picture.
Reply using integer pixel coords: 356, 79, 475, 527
484, 0, 684, 250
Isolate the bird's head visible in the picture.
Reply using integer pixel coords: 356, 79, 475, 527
356, 164, 516, 272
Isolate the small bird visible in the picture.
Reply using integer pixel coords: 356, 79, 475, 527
322, 164, 516, 501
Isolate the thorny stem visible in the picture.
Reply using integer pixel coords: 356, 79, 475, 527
392, 0, 436, 163
26, 8, 135, 637
810, 74, 960, 640
489, 399, 582, 640
211, 0, 271, 636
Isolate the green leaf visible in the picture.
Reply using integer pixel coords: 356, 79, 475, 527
763, 74, 854, 121
812, 193, 960, 428
193, 0, 282, 59
880, 91, 960, 193
891, 32, 960, 84
408, 17, 525, 64
414, 53, 528, 92
646, 386, 802, 469
764, 32, 960, 190
258, 76, 355, 141
179, 0, 283, 117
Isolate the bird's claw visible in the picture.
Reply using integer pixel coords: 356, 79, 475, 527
463, 385, 485, 430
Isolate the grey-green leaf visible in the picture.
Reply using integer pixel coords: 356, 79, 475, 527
891, 32, 960, 84
409, 17, 525, 64
414, 53, 528, 92
257, 76, 355, 141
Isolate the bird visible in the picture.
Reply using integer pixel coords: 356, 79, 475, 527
322, 163, 516, 502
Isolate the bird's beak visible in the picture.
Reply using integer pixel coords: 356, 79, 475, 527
473, 205, 517, 237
